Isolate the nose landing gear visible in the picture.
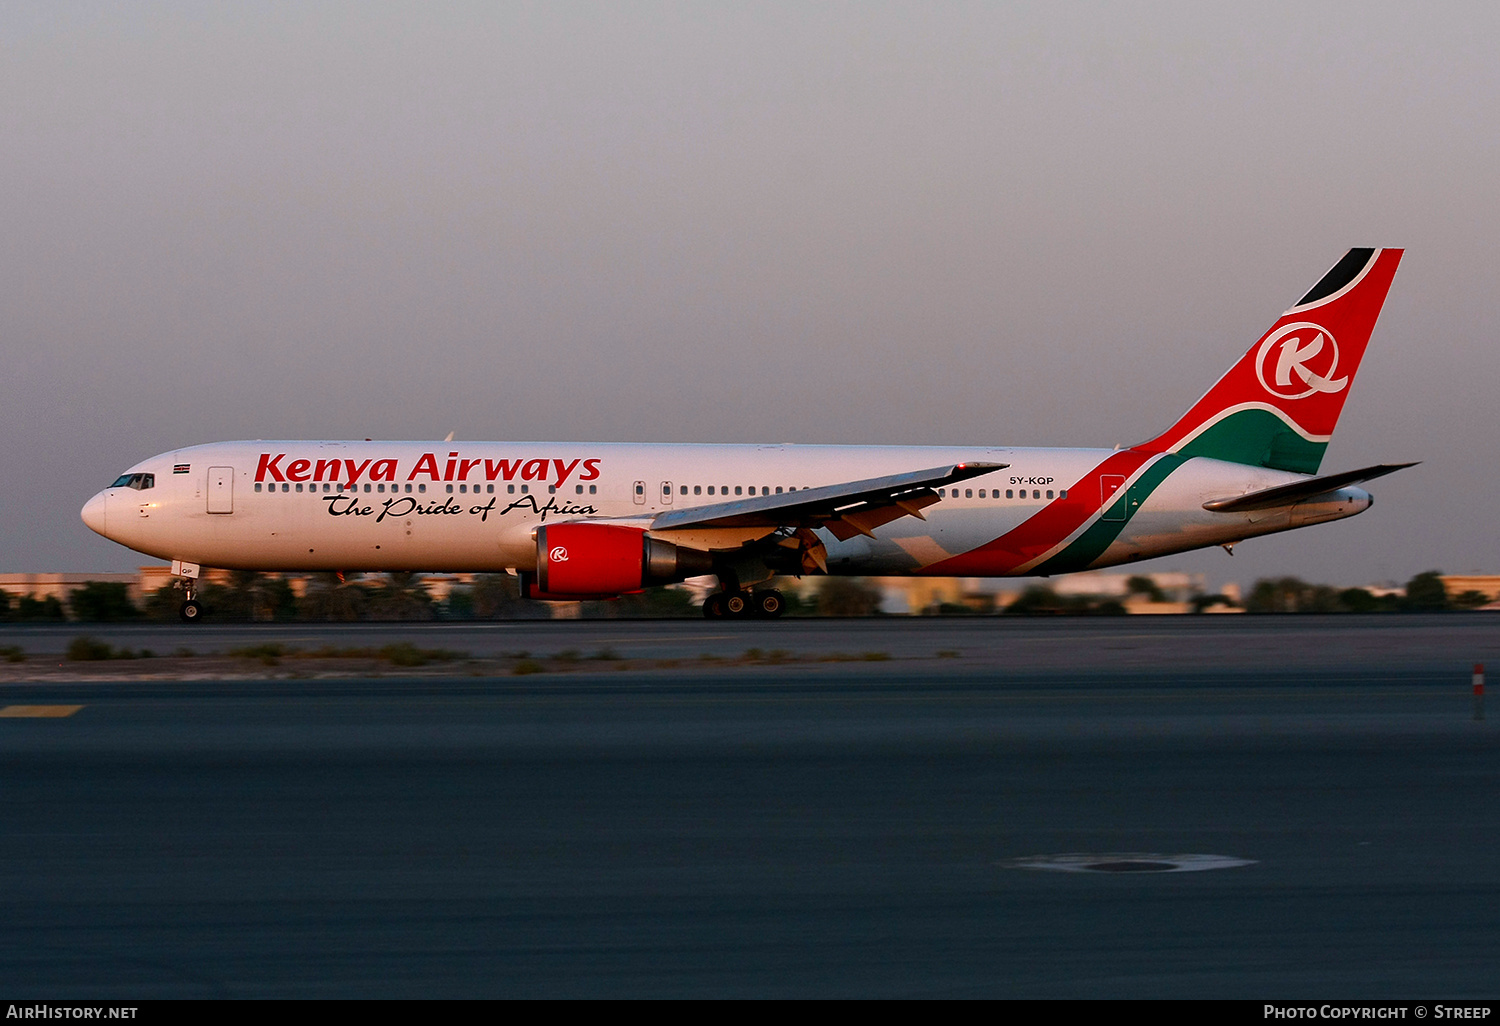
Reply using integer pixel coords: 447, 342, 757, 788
172, 559, 205, 624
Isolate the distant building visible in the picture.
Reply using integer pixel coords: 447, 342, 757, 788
871, 570, 1221, 615
0, 572, 147, 607
1439, 575, 1500, 603
1051, 571, 1206, 601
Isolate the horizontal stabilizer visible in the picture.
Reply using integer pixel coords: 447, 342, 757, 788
1202, 462, 1418, 513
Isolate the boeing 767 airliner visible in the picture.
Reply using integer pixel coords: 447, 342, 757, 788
83, 248, 1413, 621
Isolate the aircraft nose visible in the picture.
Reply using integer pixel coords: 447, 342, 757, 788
81, 492, 108, 536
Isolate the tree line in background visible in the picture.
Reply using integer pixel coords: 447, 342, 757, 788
1240, 571, 1487, 613
0, 570, 1485, 623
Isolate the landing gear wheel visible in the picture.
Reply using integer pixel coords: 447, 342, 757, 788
754, 589, 785, 618
723, 592, 750, 617
703, 594, 727, 619
179, 599, 203, 624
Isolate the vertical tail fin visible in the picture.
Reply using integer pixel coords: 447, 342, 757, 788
1138, 248, 1403, 474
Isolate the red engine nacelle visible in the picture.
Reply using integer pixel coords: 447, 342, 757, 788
522, 523, 714, 600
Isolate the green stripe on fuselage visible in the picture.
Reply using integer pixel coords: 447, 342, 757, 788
1029, 454, 1188, 575
1174, 408, 1326, 475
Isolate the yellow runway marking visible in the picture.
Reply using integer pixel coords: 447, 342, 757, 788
0, 705, 83, 718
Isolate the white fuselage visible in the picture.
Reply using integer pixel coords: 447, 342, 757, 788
81, 440, 1371, 577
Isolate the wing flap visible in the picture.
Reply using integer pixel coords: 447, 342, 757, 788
823, 495, 940, 540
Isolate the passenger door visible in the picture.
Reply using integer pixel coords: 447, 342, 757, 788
207, 466, 234, 514
1100, 475, 1126, 522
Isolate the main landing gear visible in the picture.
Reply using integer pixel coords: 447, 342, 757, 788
703, 589, 785, 619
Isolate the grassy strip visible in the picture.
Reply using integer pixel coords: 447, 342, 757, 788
228, 642, 469, 667
66, 637, 154, 661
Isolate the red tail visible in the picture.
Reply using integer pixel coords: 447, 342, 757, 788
1139, 248, 1403, 474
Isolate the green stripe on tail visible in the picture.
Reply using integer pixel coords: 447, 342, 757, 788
1173, 408, 1326, 475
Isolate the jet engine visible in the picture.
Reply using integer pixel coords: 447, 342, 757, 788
521, 523, 714, 600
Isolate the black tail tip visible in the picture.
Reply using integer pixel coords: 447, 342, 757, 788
1296, 248, 1377, 307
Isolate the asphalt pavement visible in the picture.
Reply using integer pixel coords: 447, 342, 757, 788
0, 616, 1496, 997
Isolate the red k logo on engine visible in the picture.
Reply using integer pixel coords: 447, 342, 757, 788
1255, 323, 1348, 400
535, 523, 648, 597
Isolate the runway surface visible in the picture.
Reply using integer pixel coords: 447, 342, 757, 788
1, 616, 1497, 997
3, 611, 1498, 671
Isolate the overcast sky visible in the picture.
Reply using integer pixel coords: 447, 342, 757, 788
4, 1, 1497, 590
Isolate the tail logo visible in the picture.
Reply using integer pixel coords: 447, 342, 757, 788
1254, 322, 1348, 400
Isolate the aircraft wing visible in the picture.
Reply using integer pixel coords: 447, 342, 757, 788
649, 462, 1007, 541
1202, 462, 1418, 513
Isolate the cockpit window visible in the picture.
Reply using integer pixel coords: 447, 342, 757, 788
110, 473, 155, 490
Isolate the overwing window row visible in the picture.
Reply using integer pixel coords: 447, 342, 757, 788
937, 487, 1067, 500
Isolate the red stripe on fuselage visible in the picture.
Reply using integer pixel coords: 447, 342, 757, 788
922, 450, 1155, 575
